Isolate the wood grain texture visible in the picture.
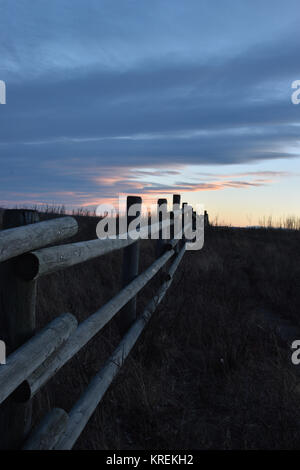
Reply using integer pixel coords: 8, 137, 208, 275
0, 216, 78, 263
17, 249, 174, 400
0, 313, 77, 406
23, 408, 69, 450
55, 244, 185, 450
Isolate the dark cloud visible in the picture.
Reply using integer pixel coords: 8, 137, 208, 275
0, 0, 300, 206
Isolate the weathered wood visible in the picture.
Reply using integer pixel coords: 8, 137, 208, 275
23, 408, 69, 450
0, 313, 77, 406
16, 237, 136, 281
0, 199, 187, 450
0, 215, 78, 264
0, 210, 39, 449
55, 245, 186, 450
166, 237, 180, 250
168, 243, 186, 279
16, 220, 176, 282
184, 205, 194, 242
166, 222, 191, 250
0, 210, 39, 351
127, 217, 174, 239
179, 202, 187, 249
181, 203, 195, 244
172, 195, 181, 228
15, 250, 174, 400
204, 210, 209, 227
156, 198, 169, 258
119, 196, 141, 335
173, 195, 181, 206
171, 195, 181, 254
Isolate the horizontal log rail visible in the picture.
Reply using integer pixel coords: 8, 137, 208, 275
0, 216, 78, 263
23, 408, 69, 451
0, 313, 77, 406
16, 237, 136, 281
16, 217, 179, 281
0, 194, 200, 449
14, 249, 175, 401
42, 244, 185, 450
165, 221, 192, 250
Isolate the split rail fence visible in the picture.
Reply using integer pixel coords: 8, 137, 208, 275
0, 194, 196, 450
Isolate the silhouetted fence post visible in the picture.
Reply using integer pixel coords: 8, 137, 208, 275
156, 198, 169, 258
204, 210, 209, 227
119, 196, 141, 335
0, 209, 39, 449
172, 194, 181, 253
192, 210, 196, 231
181, 202, 188, 248
0, 198, 188, 450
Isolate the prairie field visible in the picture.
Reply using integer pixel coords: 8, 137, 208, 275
12, 213, 298, 450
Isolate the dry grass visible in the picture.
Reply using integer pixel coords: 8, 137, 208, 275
2, 212, 300, 449
258, 215, 300, 230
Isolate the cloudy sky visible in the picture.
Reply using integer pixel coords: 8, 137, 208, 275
1, 0, 300, 225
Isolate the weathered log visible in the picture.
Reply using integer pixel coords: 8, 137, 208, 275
16, 237, 135, 281
16, 219, 175, 281
168, 243, 186, 279
165, 222, 191, 250
55, 245, 185, 450
14, 250, 174, 401
119, 196, 141, 335
156, 199, 169, 258
0, 216, 78, 264
23, 408, 69, 450
0, 313, 77, 406
0, 209, 39, 449
171, 195, 181, 252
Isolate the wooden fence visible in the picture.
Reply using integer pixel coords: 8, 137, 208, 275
0, 194, 197, 450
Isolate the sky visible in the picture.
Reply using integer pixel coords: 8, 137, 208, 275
0, 0, 300, 226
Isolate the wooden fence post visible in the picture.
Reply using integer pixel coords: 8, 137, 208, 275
172, 195, 181, 253
156, 198, 169, 258
181, 202, 188, 248
192, 210, 196, 231
0, 209, 39, 449
204, 210, 210, 227
156, 198, 170, 279
119, 196, 141, 335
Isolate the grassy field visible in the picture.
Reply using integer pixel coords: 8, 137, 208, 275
2, 212, 300, 449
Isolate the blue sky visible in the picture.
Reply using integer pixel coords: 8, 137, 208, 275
0, 0, 300, 225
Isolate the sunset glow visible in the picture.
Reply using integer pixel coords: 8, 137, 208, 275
1, 0, 300, 226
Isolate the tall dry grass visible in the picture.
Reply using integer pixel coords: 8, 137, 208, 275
1, 211, 300, 448
258, 215, 300, 230
33, 218, 300, 449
